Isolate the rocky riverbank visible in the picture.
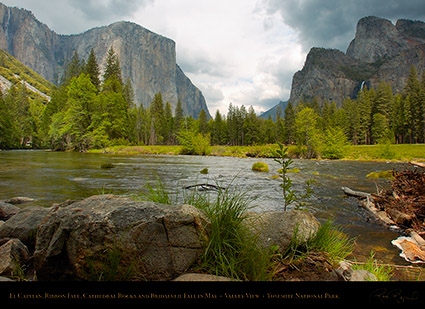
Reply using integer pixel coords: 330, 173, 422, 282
0, 194, 375, 282
343, 163, 425, 265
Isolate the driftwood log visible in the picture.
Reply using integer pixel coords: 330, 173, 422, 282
410, 161, 425, 169
184, 184, 226, 191
342, 186, 398, 228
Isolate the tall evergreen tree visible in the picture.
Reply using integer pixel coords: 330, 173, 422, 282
149, 92, 165, 145
404, 65, 423, 142
85, 49, 101, 90
63, 51, 84, 85
283, 102, 295, 144
123, 77, 135, 108
197, 109, 208, 135
103, 47, 122, 84
244, 105, 260, 145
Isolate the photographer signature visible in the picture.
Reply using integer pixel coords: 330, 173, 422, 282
370, 288, 420, 303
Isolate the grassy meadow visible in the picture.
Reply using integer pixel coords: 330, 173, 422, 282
88, 143, 425, 162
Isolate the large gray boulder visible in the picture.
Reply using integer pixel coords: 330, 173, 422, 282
0, 238, 30, 276
246, 210, 320, 255
0, 206, 51, 249
33, 195, 209, 281
0, 202, 20, 221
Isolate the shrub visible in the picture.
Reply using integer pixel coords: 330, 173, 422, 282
252, 162, 269, 172
178, 130, 211, 156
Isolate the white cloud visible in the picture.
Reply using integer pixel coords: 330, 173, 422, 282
130, 0, 304, 115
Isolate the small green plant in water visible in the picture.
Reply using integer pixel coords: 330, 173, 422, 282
273, 142, 314, 211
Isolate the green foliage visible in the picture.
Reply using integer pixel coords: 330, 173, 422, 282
351, 251, 393, 281
198, 185, 274, 281
274, 143, 295, 211
3, 47, 425, 153
294, 107, 321, 158
321, 127, 348, 159
274, 142, 315, 211
284, 220, 354, 266
178, 127, 211, 155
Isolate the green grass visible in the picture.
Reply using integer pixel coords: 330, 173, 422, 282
351, 251, 394, 281
284, 220, 354, 265
88, 143, 425, 162
136, 178, 276, 281
344, 144, 425, 161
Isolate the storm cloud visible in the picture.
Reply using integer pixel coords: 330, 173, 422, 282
263, 0, 425, 52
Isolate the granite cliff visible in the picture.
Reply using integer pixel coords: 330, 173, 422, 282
0, 3, 210, 118
289, 16, 425, 106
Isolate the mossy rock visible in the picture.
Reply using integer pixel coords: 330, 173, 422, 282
200, 168, 209, 174
366, 170, 394, 179
252, 162, 269, 172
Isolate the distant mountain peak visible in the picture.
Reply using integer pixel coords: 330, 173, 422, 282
289, 15, 425, 107
0, 3, 210, 119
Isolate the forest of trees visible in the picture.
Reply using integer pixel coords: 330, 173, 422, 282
1, 48, 425, 157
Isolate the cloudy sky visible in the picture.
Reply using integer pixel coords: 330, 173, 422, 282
3, 0, 425, 115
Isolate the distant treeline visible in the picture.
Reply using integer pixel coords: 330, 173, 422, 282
1, 48, 424, 157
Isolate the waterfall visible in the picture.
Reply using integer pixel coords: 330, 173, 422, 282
360, 81, 366, 91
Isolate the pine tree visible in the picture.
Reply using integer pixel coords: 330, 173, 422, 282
103, 47, 122, 84
404, 65, 423, 142
59, 74, 98, 151
97, 77, 129, 142
85, 49, 101, 90
357, 87, 374, 144
123, 77, 135, 108
283, 101, 295, 144
211, 109, 227, 145
149, 92, 165, 145
244, 105, 260, 145
62, 51, 83, 85
197, 109, 208, 135
164, 101, 174, 144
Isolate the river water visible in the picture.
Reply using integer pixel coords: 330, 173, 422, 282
0, 150, 411, 265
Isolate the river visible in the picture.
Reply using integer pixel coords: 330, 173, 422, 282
0, 150, 411, 266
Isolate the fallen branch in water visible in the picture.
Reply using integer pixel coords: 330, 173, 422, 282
409, 161, 425, 169
184, 184, 226, 191
342, 186, 397, 228
341, 187, 371, 200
